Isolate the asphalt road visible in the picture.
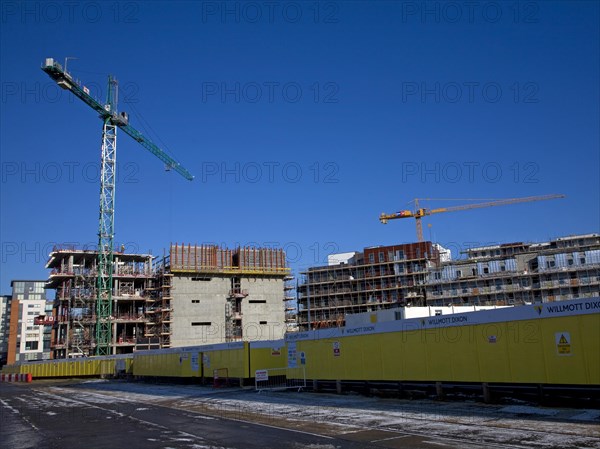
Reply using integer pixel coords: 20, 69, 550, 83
1, 382, 374, 449
2, 380, 598, 449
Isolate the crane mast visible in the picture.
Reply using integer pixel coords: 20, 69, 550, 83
42, 58, 193, 355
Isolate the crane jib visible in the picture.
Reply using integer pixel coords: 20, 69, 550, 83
41, 59, 194, 181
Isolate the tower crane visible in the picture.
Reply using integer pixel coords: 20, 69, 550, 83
42, 58, 194, 355
379, 194, 565, 242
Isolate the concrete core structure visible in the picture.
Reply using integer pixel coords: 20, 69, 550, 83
167, 244, 291, 346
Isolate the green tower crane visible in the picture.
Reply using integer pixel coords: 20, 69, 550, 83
42, 58, 193, 356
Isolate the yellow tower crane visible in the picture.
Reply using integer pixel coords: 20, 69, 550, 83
379, 194, 566, 242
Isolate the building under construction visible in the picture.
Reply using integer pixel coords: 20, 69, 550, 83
297, 233, 600, 330
164, 244, 291, 346
47, 246, 155, 358
46, 244, 291, 357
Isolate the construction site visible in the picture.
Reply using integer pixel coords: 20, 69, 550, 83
45, 244, 292, 357
297, 233, 600, 330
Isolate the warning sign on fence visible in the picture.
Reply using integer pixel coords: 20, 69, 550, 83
333, 341, 341, 357
555, 332, 571, 356
255, 370, 268, 381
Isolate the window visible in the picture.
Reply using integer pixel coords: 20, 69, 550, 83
191, 322, 211, 326
13, 282, 25, 294
369, 253, 375, 263
25, 341, 39, 350
191, 300, 200, 303
249, 300, 266, 304
378, 252, 385, 263
483, 267, 489, 274
259, 321, 267, 325
500, 265, 506, 271
456, 270, 462, 278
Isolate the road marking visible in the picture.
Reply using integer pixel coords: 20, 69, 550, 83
0, 399, 19, 414
32, 387, 333, 443
1, 399, 40, 431
200, 414, 335, 440
370, 434, 411, 443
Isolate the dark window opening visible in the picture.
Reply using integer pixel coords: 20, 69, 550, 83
25, 341, 39, 350
191, 322, 211, 326
249, 300, 267, 304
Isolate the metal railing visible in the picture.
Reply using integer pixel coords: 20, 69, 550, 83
254, 367, 306, 392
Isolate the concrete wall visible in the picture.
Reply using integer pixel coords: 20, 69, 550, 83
240, 278, 285, 341
171, 275, 229, 346
170, 275, 286, 346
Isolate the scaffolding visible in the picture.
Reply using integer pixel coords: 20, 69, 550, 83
284, 275, 297, 332
297, 235, 600, 331
46, 246, 154, 358
297, 243, 436, 330
143, 255, 174, 349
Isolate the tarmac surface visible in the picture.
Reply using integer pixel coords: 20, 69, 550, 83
1, 379, 599, 449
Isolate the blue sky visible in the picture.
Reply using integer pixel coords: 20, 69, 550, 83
1, 1, 599, 294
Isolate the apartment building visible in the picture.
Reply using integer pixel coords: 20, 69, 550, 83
5, 280, 51, 363
297, 234, 600, 330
